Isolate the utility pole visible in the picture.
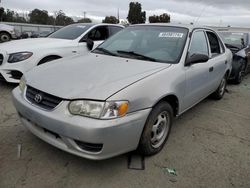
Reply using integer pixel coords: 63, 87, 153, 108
0, 0, 2, 22
83, 11, 86, 19
117, 8, 120, 24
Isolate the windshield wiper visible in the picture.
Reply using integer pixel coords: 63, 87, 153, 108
94, 47, 117, 56
116, 50, 157, 62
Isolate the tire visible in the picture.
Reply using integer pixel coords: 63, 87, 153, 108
234, 61, 246, 84
38, 56, 61, 66
138, 102, 173, 156
212, 74, 227, 100
0, 32, 11, 43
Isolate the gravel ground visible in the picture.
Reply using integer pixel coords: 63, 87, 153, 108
0, 76, 250, 188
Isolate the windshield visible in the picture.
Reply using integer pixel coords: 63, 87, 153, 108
219, 32, 248, 48
49, 24, 91, 40
93, 26, 188, 64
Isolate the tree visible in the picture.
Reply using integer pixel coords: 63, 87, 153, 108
29, 9, 50, 24
3, 9, 15, 22
0, 8, 27, 23
0, 7, 4, 21
47, 16, 55, 25
149, 13, 170, 23
127, 2, 146, 24
55, 10, 74, 26
14, 13, 27, 23
102, 16, 118, 24
78, 18, 92, 23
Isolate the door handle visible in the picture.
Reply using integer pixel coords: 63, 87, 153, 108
209, 67, 214, 72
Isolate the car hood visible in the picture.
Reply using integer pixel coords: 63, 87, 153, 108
25, 54, 171, 100
0, 24, 14, 31
0, 38, 73, 53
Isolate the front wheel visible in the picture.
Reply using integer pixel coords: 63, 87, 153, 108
234, 62, 246, 84
138, 102, 173, 156
0, 32, 11, 43
212, 75, 227, 100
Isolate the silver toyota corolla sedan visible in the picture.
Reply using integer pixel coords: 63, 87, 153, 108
12, 24, 232, 160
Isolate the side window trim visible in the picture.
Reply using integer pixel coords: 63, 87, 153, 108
108, 26, 112, 38
204, 30, 212, 58
188, 29, 209, 56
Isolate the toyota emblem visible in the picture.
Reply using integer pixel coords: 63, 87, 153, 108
34, 93, 43, 103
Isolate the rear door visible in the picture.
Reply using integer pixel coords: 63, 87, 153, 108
184, 30, 212, 109
205, 30, 227, 90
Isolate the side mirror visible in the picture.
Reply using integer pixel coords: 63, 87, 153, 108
80, 38, 94, 51
185, 53, 209, 66
86, 39, 94, 51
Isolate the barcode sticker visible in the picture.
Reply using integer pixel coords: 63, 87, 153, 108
159, 32, 184, 38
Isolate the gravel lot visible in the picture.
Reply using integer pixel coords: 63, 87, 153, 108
0, 77, 250, 188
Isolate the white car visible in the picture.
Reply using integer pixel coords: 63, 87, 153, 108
0, 23, 124, 83
0, 23, 17, 42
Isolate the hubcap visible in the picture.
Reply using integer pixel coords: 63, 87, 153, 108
219, 78, 226, 96
151, 111, 170, 148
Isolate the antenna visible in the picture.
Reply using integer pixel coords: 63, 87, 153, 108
194, 1, 214, 24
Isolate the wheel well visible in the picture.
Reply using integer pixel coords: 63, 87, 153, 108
0, 31, 11, 38
0, 31, 11, 36
38, 55, 62, 65
156, 95, 179, 116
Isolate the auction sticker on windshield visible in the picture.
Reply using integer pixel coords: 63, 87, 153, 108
77, 26, 86, 29
159, 32, 184, 38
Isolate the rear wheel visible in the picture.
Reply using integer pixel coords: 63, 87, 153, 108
234, 61, 246, 84
138, 102, 173, 156
212, 74, 227, 100
0, 32, 11, 43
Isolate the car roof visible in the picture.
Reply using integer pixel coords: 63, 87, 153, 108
132, 23, 215, 32
69, 23, 124, 28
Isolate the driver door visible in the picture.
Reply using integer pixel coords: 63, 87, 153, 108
183, 30, 212, 110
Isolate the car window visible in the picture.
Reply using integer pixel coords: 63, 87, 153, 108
94, 26, 188, 64
49, 24, 91, 40
219, 32, 248, 48
189, 31, 209, 57
87, 26, 109, 41
109, 26, 123, 36
206, 31, 221, 57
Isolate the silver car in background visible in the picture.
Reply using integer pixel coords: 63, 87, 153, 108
12, 24, 232, 160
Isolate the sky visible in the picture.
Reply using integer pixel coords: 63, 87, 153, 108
1, 0, 250, 27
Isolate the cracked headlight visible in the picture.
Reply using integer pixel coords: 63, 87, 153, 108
68, 100, 129, 119
8, 52, 33, 63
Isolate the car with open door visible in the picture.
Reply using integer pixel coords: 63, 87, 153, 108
12, 24, 232, 160
0, 23, 124, 83
219, 31, 250, 84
